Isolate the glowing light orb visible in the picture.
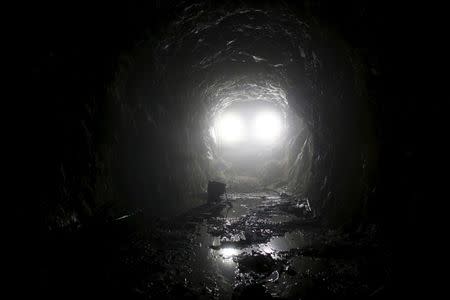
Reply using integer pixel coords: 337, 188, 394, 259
214, 113, 244, 144
251, 111, 283, 143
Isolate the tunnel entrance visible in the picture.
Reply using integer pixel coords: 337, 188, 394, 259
207, 94, 308, 193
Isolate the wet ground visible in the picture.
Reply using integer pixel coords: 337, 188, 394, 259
42, 191, 391, 299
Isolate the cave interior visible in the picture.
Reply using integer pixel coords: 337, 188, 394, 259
47, 1, 428, 299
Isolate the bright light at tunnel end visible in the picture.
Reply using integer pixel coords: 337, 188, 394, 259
251, 110, 283, 143
213, 109, 283, 146
214, 112, 245, 144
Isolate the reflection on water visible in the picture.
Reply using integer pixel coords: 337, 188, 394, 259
267, 230, 307, 251
258, 244, 275, 254
245, 230, 307, 259
189, 223, 238, 299
188, 194, 312, 298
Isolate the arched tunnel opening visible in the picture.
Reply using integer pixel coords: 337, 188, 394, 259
47, 1, 427, 299
108, 2, 373, 228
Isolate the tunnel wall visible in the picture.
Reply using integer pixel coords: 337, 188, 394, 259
284, 25, 376, 227
107, 46, 211, 217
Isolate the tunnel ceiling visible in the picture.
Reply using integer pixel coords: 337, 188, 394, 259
154, 2, 318, 123
203, 77, 288, 120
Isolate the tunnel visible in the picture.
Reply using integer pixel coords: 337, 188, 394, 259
47, 1, 427, 299
96, 2, 374, 225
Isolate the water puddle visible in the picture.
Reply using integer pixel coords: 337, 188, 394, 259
188, 193, 312, 298
267, 230, 308, 251
189, 222, 238, 299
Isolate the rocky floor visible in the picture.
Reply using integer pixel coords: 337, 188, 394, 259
42, 191, 391, 299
